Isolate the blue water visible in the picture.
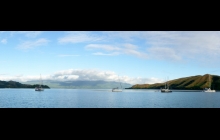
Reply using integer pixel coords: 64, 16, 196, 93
0, 88, 220, 108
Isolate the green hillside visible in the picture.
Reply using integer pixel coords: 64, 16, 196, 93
127, 74, 220, 90
0, 80, 50, 88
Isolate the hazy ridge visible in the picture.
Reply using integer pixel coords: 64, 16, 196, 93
21, 80, 132, 89
0, 80, 50, 88
2, 74, 220, 90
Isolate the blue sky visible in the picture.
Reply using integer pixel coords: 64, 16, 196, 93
1, 31, 220, 85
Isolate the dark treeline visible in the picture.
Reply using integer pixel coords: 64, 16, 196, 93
0, 80, 50, 88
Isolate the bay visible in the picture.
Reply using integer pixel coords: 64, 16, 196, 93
0, 88, 220, 108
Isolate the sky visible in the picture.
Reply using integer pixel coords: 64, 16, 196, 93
1, 31, 220, 85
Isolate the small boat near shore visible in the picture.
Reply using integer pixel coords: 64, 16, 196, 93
203, 88, 215, 92
112, 87, 123, 92
35, 74, 44, 91
112, 76, 123, 92
203, 74, 215, 92
161, 77, 172, 93
161, 88, 172, 93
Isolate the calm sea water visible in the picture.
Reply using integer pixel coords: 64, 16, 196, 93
0, 88, 220, 108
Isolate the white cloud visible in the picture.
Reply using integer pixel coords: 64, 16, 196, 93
85, 44, 121, 51
55, 75, 79, 80
102, 31, 220, 63
50, 69, 163, 84
51, 69, 116, 81
125, 49, 148, 59
138, 31, 220, 63
1, 39, 7, 44
21, 31, 42, 38
147, 47, 181, 61
48, 31, 220, 65
123, 43, 138, 50
60, 31, 213, 61
102, 31, 142, 42
58, 32, 103, 44
85, 43, 148, 59
10, 31, 42, 38
141, 31, 220, 55
17, 38, 49, 50
102, 31, 220, 52
123, 43, 148, 59
121, 76, 164, 85
0, 69, 164, 85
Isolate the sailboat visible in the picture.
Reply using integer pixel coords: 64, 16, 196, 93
161, 77, 172, 93
35, 74, 44, 91
112, 76, 123, 92
203, 74, 215, 92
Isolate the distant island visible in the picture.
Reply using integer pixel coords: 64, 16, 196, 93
126, 74, 220, 90
0, 80, 50, 88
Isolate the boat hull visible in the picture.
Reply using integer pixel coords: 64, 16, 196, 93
203, 90, 215, 92
161, 89, 172, 92
35, 88, 44, 91
161, 91, 172, 92
161, 91, 172, 93
203, 88, 215, 92
112, 89, 122, 92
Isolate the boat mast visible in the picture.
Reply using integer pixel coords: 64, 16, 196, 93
208, 74, 211, 89
40, 74, 42, 88
209, 74, 210, 88
165, 77, 166, 89
118, 75, 122, 89
209, 74, 212, 89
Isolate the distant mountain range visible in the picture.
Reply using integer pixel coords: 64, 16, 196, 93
3, 74, 220, 90
21, 80, 132, 89
0, 80, 50, 88
127, 74, 220, 90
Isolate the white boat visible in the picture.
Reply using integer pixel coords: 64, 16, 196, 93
203, 74, 215, 92
35, 74, 44, 91
161, 77, 172, 93
161, 88, 172, 93
203, 88, 215, 92
112, 76, 123, 92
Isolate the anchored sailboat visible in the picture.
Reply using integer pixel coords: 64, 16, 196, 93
203, 74, 215, 92
35, 74, 44, 91
112, 76, 123, 92
161, 77, 172, 93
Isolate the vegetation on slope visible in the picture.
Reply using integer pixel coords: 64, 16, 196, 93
127, 74, 220, 90
0, 80, 50, 88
